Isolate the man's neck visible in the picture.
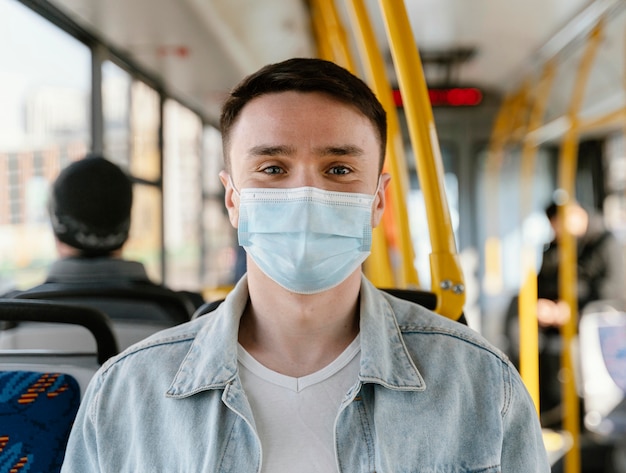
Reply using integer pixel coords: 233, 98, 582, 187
239, 264, 361, 378
55, 239, 123, 259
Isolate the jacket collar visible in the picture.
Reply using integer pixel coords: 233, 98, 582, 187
166, 277, 248, 398
167, 275, 425, 398
358, 277, 425, 391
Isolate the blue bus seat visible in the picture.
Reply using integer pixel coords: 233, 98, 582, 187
0, 370, 81, 473
579, 300, 626, 440
0, 300, 119, 473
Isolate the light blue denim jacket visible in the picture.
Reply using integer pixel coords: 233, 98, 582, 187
62, 276, 549, 472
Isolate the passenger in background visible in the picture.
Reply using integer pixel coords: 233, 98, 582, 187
537, 200, 624, 317
537, 200, 624, 423
4, 155, 203, 315
506, 199, 625, 426
62, 58, 549, 472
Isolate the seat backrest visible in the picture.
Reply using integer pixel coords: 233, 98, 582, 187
0, 300, 119, 473
579, 300, 626, 440
12, 284, 195, 349
379, 288, 438, 309
14, 283, 194, 324
0, 299, 119, 365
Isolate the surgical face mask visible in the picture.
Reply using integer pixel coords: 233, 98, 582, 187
234, 182, 377, 294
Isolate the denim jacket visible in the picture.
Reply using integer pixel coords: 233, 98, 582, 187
62, 276, 549, 472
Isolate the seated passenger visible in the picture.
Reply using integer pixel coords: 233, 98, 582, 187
61, 58, 548, 472
5, 155, 203, 322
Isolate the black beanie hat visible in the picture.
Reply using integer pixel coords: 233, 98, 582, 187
48, 155, 133, 256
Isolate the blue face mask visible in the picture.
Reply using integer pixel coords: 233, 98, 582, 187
235, 184, 377, 294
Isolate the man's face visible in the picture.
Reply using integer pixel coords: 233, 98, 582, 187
550, 203, 589, 239
220, 91, 389, 228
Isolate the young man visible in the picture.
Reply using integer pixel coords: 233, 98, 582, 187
62, 58, 549, 472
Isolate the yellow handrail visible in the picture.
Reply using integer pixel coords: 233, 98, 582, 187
312, 0, 356, 73
309, 1, 334, 62
482, 94, 511, 296
557, 21, 603, 473
483, 85, 529, 295
345, 0, 419, 288
376, 0, 464, 319
310, 0, 396, 287
518, 60, 556, 414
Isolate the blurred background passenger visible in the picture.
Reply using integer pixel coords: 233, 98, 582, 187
3, 154, 204, 313
537, 200, 624, 312
507, 200, 625, 427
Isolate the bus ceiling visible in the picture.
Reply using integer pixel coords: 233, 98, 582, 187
35, 0, 593, 124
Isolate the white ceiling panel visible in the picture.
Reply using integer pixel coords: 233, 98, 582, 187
46, 0, 602, 123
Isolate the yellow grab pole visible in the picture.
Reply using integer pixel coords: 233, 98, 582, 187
483, 90, 510, 295
518, 256, 540, 409
520, 64, 555, 218
558, 21, 603, 473
345, 0, 419, 288
579, 107, 626, 134
365, 217, 396, 287
312, 0, 395, 286
310, 1, 334, 62
483, 93, 512, 295
377, 0, 464, 319
312, 0, 357, 73
518, 61, 556, 414
558, 141, 581, 473
483, 85, 529, 295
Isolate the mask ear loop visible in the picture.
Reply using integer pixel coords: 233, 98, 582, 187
370, 175, 384, 206
370, 175, 386, 227
227, 174, 241, 199
375, 175, 382, 196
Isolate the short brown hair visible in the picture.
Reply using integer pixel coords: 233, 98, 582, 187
220, 58, 387, 172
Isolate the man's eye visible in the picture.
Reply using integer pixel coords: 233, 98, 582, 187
328, 166, 351, 175
262, 166, 283, 175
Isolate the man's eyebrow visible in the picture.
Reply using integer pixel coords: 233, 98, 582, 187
317, 145, 365, 156
248, 145, 295, 156
246, 144, 365, 158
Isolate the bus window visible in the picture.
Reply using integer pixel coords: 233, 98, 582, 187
0, 0, 90, 291
163, 99, 203, 292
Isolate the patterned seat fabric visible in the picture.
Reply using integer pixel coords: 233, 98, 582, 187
0, 371, 80, 473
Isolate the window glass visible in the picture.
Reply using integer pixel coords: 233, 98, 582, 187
124, 184, 163, 282
475, 145, 555, 295
605, 132, 626, 244
102, 68, 163, 281
124, 81, 163, 281
130, 81, 161, 182
163, 100, 202, 291
103, 60, 131, 168
201, 125, 236, 294
0, 0, 90, 291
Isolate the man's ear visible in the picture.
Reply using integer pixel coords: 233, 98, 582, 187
219, 170, 239, 228
372, 173, 391, 228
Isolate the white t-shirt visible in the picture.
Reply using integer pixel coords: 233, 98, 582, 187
237, 335, 361, 473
